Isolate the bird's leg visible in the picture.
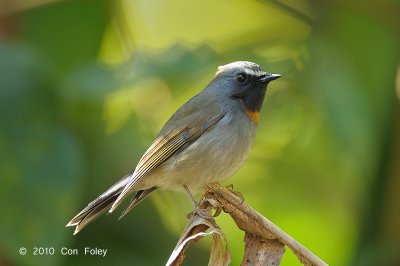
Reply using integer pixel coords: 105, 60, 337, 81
183, 184, 212, 220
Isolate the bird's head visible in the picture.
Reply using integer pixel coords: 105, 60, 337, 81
212, 61, 281, 123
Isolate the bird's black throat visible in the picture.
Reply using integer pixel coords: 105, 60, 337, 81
234, 86, 267, 113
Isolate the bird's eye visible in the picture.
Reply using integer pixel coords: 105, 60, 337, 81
236, 73, 247, 83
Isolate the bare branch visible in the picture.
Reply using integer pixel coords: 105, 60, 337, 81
204, 183, 328, 266
166, 183, 328, 266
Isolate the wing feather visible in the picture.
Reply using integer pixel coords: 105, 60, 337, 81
109, 107, 224, 213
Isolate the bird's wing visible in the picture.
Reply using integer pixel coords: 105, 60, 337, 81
109, 91, 224, 213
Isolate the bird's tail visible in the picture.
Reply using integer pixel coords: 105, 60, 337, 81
66, 175, 157, 235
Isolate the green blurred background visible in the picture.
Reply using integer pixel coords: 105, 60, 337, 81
1, 0, 399, 265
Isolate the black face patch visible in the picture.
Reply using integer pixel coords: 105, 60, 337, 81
232, 78, 267, 113
227, 65, 276, 114
241, 85, 267, 113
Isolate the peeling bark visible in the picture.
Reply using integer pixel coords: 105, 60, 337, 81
241, 233, 285, 266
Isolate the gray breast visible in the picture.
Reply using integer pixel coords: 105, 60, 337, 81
157, 112, 257, 192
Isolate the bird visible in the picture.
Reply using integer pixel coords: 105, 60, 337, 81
66, 61, 281, 235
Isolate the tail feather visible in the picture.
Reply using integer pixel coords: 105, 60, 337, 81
118, 187, 157, 220
69, 194, 119, 235
66, 175, 157, 234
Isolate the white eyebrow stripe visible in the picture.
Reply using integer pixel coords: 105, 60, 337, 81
215, 62, 266, 77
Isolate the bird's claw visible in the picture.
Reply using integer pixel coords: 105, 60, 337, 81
226, 184, 245, 205
187, 206, 214, 221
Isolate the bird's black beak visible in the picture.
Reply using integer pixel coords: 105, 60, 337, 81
259, 73, 281, 83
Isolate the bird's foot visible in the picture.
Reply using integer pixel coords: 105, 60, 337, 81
187, 206, 214, 221
226, 184, 245, 205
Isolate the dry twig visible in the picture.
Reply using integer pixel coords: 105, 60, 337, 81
167, 183, 328, 266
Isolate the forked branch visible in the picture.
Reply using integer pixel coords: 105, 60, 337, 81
167, 183, 328, 266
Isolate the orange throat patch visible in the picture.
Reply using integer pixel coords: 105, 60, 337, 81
239, 99, 259, 124
244, 109, 259, 124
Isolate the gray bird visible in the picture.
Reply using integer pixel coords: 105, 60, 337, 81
67, 61, 281, 234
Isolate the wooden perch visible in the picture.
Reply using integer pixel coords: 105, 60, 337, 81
205, 183, 328, 266
167, 183, 328, 266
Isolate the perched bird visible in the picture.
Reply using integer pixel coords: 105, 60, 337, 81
67, 61, 281, 234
